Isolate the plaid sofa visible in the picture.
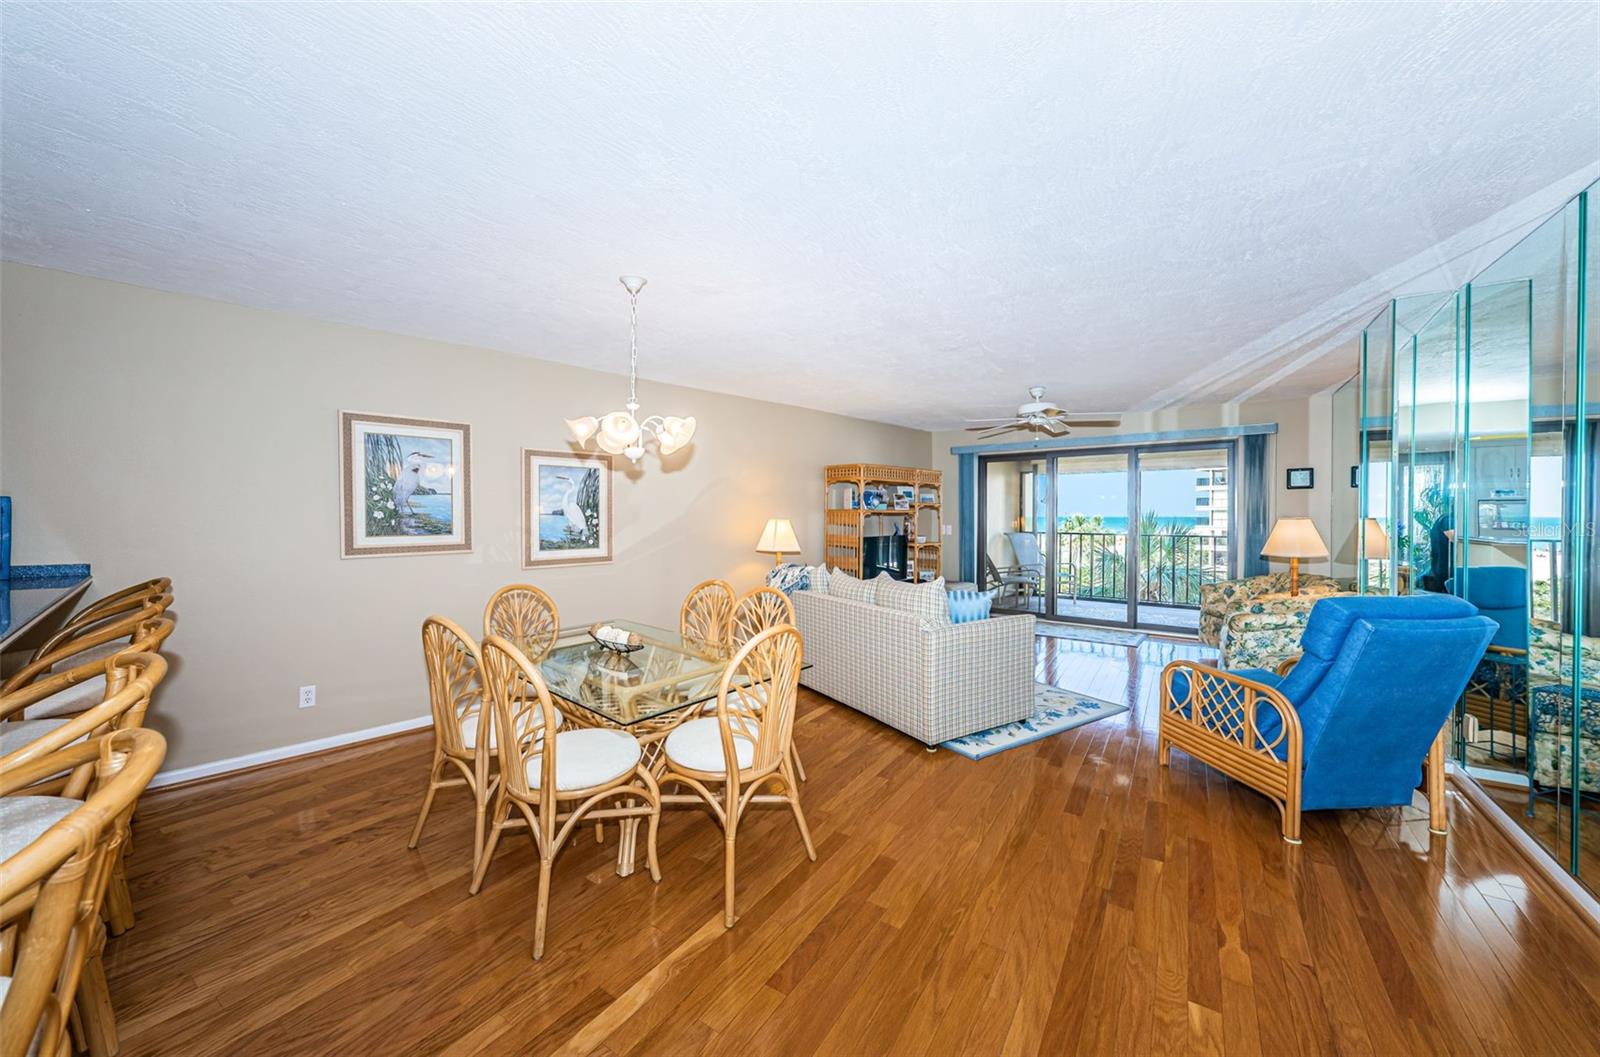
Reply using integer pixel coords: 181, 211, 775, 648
791, 589, 1035, 746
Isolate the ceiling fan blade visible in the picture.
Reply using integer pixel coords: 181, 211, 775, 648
963, 417, 1016, 423
1061, 418, 1122, 428
966, 422, 1016, 432
1036, 406, 1069, 417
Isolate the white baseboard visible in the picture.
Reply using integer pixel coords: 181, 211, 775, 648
148, 714, 431, 790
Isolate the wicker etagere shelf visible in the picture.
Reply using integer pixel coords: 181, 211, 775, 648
824, 463, 942, 580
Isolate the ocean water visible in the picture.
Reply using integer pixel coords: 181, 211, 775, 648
540, 511, 596, 546
376, 492, 452, 536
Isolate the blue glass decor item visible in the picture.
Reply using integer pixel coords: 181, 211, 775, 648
0, 495, 11, 581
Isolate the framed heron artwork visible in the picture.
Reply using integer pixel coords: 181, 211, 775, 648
522, 448, 613, 567
339, 411, 472, 558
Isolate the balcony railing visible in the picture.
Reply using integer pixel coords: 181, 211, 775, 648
1019, 531, 1230, 608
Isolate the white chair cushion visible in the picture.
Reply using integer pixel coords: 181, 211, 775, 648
664, 716, 755, 774
22, 675, 106, 720
0, 718, 73, 757
524, 728, 641, 792
0, 796, 77, 859
460, 708, 560, 750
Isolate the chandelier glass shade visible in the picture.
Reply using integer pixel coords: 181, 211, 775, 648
565, 276, 696, 464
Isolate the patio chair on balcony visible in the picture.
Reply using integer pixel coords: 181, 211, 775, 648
1002, 532, 1077, 608
986, 556, 1036, 609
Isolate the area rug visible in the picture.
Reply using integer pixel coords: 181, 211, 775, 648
1035, 622, 1147, 647
940, 683, 1130, 760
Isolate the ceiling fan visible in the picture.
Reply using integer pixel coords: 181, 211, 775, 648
963, 386, 1122, 438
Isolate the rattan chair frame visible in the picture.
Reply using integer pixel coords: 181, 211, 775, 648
729, 587, 806, 782
0, 728, 165, 1057
33, 579, 172, 661
4, 596, 173, 696
471, 634, 662, 959
408, 615, 498, 874
659, 625, 815, 928
483, 584, 561, 663
680, 579, 735, 651
1158, 658, 1450, 843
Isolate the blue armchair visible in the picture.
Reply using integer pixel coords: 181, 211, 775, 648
1445, 567, 1529, 764
1159, 595, 1495, 843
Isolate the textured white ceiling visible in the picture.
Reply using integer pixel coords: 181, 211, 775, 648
3, 3, 1597, 429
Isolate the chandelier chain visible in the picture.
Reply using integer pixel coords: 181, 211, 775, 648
627, 289, 640, 411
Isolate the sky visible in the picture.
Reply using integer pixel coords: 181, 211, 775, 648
1038, 468, 1205, 519
539, 464, 596, 514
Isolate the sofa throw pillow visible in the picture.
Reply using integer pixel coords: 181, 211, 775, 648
806, 564, 832, 593
947, 588, 993, 624
766, 562, 810, 595
876, 575, 951, 626
828, 569, 876, 604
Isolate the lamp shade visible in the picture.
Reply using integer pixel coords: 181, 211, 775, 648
1363, 517, 1390, 559
1261, 517, 1329, 559
756, 518, 801, 555
657, 415, 697, 455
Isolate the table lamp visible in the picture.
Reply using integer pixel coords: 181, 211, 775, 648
1362, 518, 1390, 560
756, 518, 801, 565
1261, 516, 1328, 596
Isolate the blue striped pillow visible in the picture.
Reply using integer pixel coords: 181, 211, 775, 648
947, 589, 993, 624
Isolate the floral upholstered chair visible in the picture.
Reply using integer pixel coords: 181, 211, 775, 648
1527, 624, 1600, 794
1199, 574, 1351, 670
1197, 573, 1347, 648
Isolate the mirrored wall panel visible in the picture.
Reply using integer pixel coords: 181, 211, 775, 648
1362, 183, 1595, 892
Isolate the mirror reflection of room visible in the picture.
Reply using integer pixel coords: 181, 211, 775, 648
1361, 190, 1597, 891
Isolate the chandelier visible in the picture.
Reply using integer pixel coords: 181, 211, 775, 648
565, 276, 696, 463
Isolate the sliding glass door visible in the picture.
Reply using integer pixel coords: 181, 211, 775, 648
1135, 448, 1233, 629
979, 443, 1235, 631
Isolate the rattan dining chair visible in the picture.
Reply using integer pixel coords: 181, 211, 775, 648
726, 587, 807, 781
472, 635, 662, 959
731, 586, 794, 647
4, 592, 173, 696
11, 615, 174, 722
680, 579, 735, 650
33, 577, 172, 659
2, 650, 170, 938
0, 727, 166, 1057
660, 624, 815, 928
409, 616, 502, 875
484, 584, 561, 662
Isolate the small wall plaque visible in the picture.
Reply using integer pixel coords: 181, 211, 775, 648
1286, 467, 1315, 490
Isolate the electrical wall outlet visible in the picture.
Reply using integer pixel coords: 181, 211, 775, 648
298, 685, 316, 709
942, 523, 952, 536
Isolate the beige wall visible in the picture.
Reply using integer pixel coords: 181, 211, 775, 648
0, 264, 932, 771
931, 389, 1356, 582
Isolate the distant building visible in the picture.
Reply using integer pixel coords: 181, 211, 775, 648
1193, 467, 1229, 538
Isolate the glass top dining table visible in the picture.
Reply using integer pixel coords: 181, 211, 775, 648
532, 620, 799, 731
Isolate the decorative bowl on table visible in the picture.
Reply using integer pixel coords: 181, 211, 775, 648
588, 622, 643, 654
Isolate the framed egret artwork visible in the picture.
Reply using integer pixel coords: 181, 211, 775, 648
523, 448, 613, 567
339, 411, 472, 558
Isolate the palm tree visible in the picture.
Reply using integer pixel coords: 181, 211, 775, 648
1137, 511, 1200, 604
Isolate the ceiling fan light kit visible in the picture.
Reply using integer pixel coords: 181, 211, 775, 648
962, 386, 1122, 438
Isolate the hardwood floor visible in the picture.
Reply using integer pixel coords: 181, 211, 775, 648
104, 635, 1600, 1056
